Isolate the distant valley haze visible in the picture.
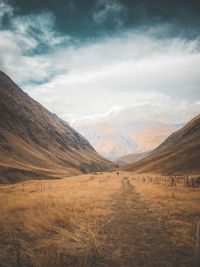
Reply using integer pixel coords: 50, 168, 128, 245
74, 119, 177, 160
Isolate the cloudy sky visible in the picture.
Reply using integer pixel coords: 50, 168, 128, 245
0, 0, 200, 125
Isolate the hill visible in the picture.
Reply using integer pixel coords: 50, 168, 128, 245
115, 151, 151, 167
123, 114, 200, 175
0, 71, 116, 183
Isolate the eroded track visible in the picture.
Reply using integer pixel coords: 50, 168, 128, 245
101, 178, 190, 267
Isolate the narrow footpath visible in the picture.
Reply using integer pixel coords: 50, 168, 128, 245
100, 178, 192, 267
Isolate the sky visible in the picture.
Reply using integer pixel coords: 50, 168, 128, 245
0, 0, 200, 126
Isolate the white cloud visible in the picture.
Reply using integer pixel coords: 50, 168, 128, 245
72, 94, 200, 127
0, 2, 69, 82
22, 33, 200, 126
24, 33, 200, 122
12, 12, 69, 47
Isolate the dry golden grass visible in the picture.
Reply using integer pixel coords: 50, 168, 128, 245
1, 171, 200, 266
128, 172, 200, 265
0, 172, 120, 266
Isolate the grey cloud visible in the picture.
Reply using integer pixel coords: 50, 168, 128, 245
6, 0, 200, 41
0, 1, 13, 24
93, 0, 127, 26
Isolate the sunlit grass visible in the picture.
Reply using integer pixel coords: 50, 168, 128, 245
1, 171, 200, 266
130, 173, 200, 263
0, 173, 120, 266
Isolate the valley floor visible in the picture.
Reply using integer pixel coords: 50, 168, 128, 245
0, 172, 200, 266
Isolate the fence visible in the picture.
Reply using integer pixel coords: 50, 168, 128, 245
129, 174, 200, 191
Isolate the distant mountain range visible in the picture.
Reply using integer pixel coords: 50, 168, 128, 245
123, 114, 200, 175
0, 71, 116, 183
75, 121, 177, 160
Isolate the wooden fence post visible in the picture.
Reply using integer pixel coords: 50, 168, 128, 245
196, 220, 200, 265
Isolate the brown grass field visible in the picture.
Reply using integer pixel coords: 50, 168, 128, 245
1, 172, 200, 266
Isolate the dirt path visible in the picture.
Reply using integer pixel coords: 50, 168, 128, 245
100, 178, 190, 267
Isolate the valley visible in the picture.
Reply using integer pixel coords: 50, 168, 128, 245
0, 72, 200, 266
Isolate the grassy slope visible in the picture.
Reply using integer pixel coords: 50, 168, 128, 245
115, 151, 151, 167
0, 71, 116, 183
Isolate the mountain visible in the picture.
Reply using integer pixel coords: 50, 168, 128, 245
123, 114, 200, 175
115, 151, 151, 167
128, 121, 176, 153
75, 121, 176, 160
0, 71, 116, 183
75, 123, 137, 160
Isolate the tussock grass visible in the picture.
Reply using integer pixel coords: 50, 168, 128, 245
0, 173, 120, 266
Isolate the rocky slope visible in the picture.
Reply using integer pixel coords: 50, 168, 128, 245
0, 71, 116, 183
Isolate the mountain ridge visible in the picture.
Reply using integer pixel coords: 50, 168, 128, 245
123, 114, 200, 175
0, 71, 116, 183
